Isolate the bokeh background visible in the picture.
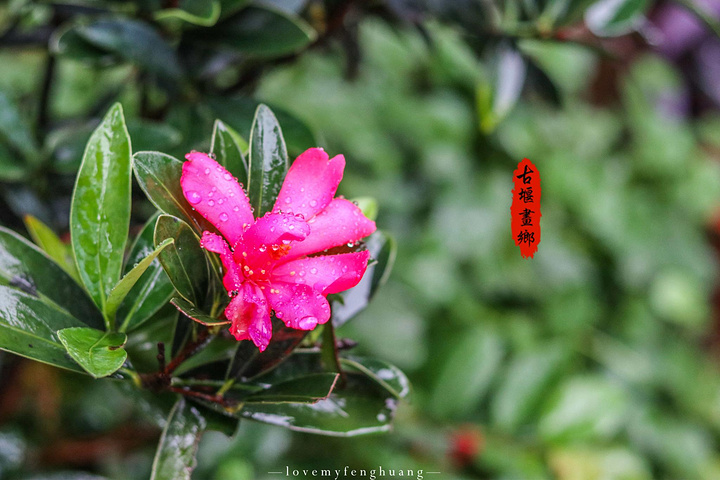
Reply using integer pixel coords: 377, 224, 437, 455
2, 0, 720, 479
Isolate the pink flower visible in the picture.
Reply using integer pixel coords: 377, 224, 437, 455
180, 148, 376, 351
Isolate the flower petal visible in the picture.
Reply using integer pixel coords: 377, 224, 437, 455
264, 282, 330, 330
233, 212, 310, 272
181, 152, 254, 245
225, 282, 272, 351
273, 148, 345, 220
285, 198, 376, 260
199, 231, 242, 293
272, 251, 370, 294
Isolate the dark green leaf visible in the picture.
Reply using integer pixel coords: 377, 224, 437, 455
70, 103, 132, 323
23, 215, 80, 282
75, 18, 183, 79
118, 214, 175, 332
585, 0, 649, 36
0, 141, 26, 181
340, 355, 411, 399
244, 372, 339, 403
477, 44, 527, 133
211, 119, 248, 185
155, 0, 222, 26
197, 6, 317, 58
57, 327, 127, 378
51, 24, 119, 66
150, 398, 207, 480
127, 120, 182, 153
0, 285, 86, 373
171, 297, 229, 327
240, 373, 397, 436
0, 227, 103, 329
155, 215, 208, 307
105, 238, 173, 324
247, 104, 288, 216
133, 152, 211, 234
0, 89, 40, 161
332, 231, 396, 328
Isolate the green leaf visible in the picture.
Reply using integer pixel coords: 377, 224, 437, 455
151, 398, 207, 480
340, 355, 411, 399
70, 103, 132, 324
198, 6, 317, 58
247, 104, 288, 217
126, 120, 182, 153
105, 238, 173, 325
118, 214, 175, 332
171, 296, 229, 327
75, 19, 183, 79
133, 152, 211, 234
50, 24, 119, 66
0, 227, 103, 329
0, 141, 26, 181
0, 285, 86, 373
57, 327, 127, 378
352, 197, 378, 222
211, 119, 248, 185
240, 373, 397, 436
155, 0, 222, 26
0, 89, 40, 161
244, 373, 339, 403
477, 44, 527, 133
332, 231, 396, 328
585, 0, 649, 36
155, 215, 208, 307
23, 215, 80, 282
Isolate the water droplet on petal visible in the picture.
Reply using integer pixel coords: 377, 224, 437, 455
258, 245, 267, 252
204, 168, 210, 175
186, 191, 202, 205
233, 206, 240, 212
208, 200, 215, 207
285, 197, 292, 204
298, 316, 318, 329
310, 267, 318, 274
309, 200, 317, 207
223, 173, 232, 181
220, 212, 229, 222
218, 198, 224, 205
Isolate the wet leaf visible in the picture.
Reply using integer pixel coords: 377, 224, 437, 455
0, 285, 86, 374
243, 372, 339, 403
247, 104, 288, 217
133, 152, 211, 234
118, 214, 175, 332
171, 297, 229, 327
105, 238, 173, 325
150, 398, 207, 480
154, 215, 208, 307
340, 355, 411, 399
0, 227, 103, 329
240, 373, 397, 436
155, 0, 222, 26
0, 90, 40, 161
70, 103, 132, 324
57, 327, 127, 378
211, 119, 248, 185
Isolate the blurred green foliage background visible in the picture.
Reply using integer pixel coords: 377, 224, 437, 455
2, 0, 720, 479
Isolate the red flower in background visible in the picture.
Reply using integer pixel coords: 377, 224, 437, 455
180, 148, 376, 351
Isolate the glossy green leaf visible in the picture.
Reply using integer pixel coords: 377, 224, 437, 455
0, 90, 40, 161
247, 104, 288, 216
70, 103, 132, 323
0, 227, 103, 329
105, 238, 173, 324
23, 215, 80, 282
240, 373, 397, 436
198, 6, 317, 58
340, 355, 411, 399
171, 296, 228, 327
133, 152, 210, 234
155, 215, 208, 307
585, 0, 649, 36
155, 0, 222, 26
118, 215, 175, 332
0, 285, 86, 373
244, 373, 339, 403
57, 327, 127, 378
332, 231, 396, 328
211, 119, 248, 184
75, 19, 183, 79
477, 44, 527, 133
150, 398, 207, 480
352, 197, 378, 222
172, 334, 237, 377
